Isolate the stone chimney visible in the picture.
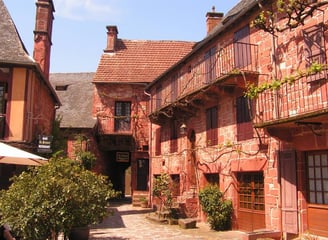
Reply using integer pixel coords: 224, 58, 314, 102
33, 0, 55, 80
105, 26, 118, 52
206, 6, 223, 35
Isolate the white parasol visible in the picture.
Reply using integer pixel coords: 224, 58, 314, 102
0, 142, 48, 166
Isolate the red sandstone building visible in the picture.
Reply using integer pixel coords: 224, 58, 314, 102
91, 26, 194, 199
146, 0, 328, 239
0, 0, 59, 188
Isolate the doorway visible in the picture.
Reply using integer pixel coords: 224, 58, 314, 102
136, 159, 149, 191
237, 171, 265, 231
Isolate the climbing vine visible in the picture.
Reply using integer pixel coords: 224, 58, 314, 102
245, 62, 328, 99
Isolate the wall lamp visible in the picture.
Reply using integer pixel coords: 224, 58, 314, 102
180, 123, 188, 135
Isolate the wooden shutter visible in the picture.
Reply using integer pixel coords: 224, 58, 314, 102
234, 25, 251, 68
280, 150, 298, 234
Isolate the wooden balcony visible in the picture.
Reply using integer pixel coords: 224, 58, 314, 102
254, 76, 328, 128
149, 42, 259, 124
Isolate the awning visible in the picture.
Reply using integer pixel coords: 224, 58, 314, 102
0, 142, 48, 166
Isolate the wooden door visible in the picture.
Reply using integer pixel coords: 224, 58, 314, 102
237, 171, 266, 231
280, 150, 298, 234
136, 159, 149, 191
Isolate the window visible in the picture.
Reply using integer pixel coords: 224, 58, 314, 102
0, 82, 7, 139
205, 47, 217, 83
236, 96, 251, 123
171, 74, 178, 103
206, 106, 218, 146
170, 174, 180, 197
236, 96, 253, 141
307, 151, 328, 205
303, 24, 327, 82
155, 127, 161, 156
204, 173, 219, 186
238, 172, 265, 211
170, 120, 178, 153
155, 85, 162, 110
114, 101, 131, 131
234, 25, 251, 68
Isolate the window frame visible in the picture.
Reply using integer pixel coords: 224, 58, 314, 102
114, 101, 131, 131
206, 106, 218, 146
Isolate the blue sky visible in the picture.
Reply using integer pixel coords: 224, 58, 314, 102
4, 0, 240, 73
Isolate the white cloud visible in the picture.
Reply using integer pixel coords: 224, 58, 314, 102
53, 0, 121, 21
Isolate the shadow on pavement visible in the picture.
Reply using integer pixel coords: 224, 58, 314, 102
91, 197, 154, 230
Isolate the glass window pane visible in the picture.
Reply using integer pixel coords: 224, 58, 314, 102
324, 193, 328, 204
315, 167, 321, 178
309, 168, 315, 178
324, 180, 328, 191
315, 155, 321, 166
308, 156, 314, 166
323, 167, 328, 178
317, 192, 323, 204
322, 154, 328, 166
310, 192, 316, 203
309, 180, 315, 191
316, 181, 322, 191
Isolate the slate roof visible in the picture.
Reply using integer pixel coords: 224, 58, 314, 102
50, 73, 96, 128
93, 39, 195, 83
146, 0, 259, 90
0, 0, 60, 105
0, 0, 33, 65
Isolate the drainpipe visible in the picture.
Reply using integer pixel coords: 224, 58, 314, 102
144, 89, 153, 208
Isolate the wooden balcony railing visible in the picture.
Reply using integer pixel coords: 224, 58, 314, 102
254, 77, 328, 126
152, 42, 258, 112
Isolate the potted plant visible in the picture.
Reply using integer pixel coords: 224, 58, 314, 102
0, 156, 119, 240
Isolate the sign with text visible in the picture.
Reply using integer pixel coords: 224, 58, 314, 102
116, 152, 130, 163
38, 135, 53, 153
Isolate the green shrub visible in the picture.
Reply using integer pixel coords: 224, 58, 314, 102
0, 157, 119, 240
198, 184, 233, 231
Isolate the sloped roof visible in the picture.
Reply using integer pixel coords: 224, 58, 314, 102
0, 0, 60, 105
146, 0, 259, 90
50, 72, 96, 128
0, 0, 33, 64
93, 39, 195, 83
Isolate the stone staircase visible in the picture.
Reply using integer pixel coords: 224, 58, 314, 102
132, 192, 149, 207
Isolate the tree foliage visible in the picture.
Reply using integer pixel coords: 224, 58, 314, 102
0, 157, 119, 240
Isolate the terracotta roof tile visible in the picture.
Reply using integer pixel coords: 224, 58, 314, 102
93, 39, 195, 83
